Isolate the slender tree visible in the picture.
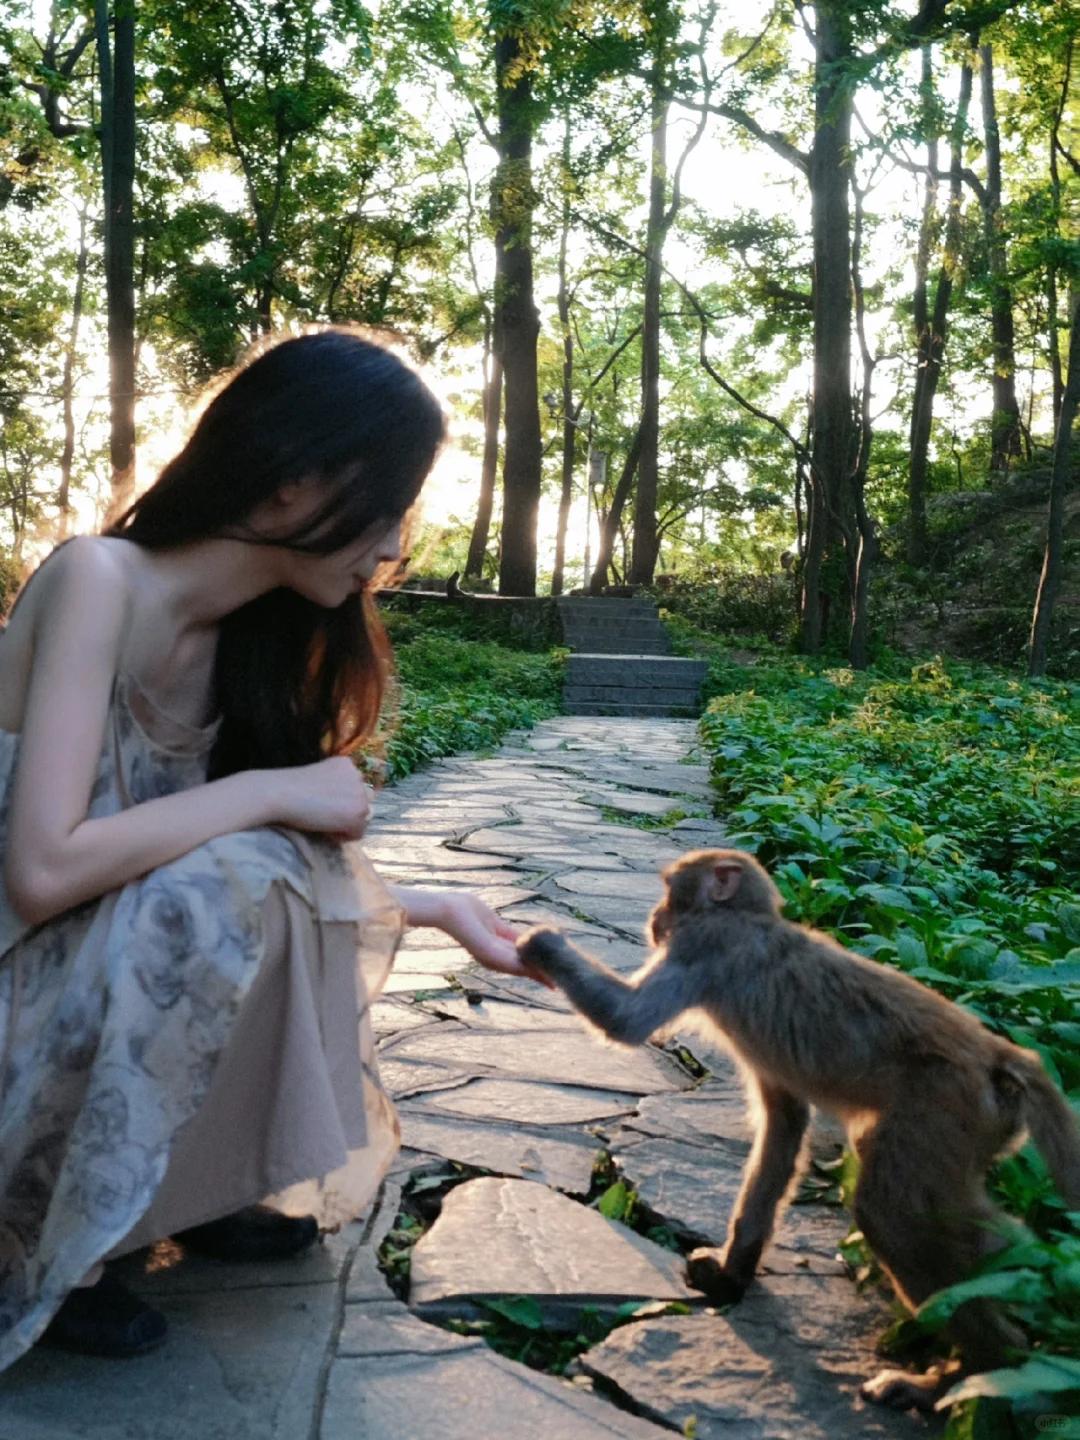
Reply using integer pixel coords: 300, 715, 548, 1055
96, 0, 136, 512
978, 40, 1022, 469
492, 17, 543, 596
907, 37, 976, 565
1028, 289, 1080, 677
551, 114, 577, 597
58, 200, 89, 525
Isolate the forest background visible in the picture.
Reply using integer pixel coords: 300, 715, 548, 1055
1, 0, 1077, 675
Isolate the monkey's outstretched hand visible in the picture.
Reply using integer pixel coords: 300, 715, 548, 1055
516, 925, 575, 979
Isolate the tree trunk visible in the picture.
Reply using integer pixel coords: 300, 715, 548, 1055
96, 0, 136, 517
58, 201, 89, 528
493, 29, 542, 597
589, 425, 642, 594
907, 47, 937, 566
908, 42, 976, 566
801, 0, 855, 652
465, 317, 502, 580
1047, 40, 1071, 429
850, 176, 878, 670
1028, 290, 1080, 677
551, 119, 575, 597
979, 42, 1022, 471
629, 80, 668, 585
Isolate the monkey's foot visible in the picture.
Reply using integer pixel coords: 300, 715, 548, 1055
861, 1361, 960, 1412
685, 1247, 750, 1306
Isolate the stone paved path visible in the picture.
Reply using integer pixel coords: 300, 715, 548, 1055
0, 719, 924, 1440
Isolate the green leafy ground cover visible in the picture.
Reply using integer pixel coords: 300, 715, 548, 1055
371, 606, 564, 779
697, 646, 1080, 1433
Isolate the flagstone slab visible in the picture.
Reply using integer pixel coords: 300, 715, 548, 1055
323, 1324, 671, 1439
383, 1024, 689, 1095
453, 971, 576, 1011
581, 790, 690, 818
543, 853, 638, 872
381, 969, 460, 995
379, 846, 513, 871
1, 1281, 339, 1440
617, 1136, 849, 1276
412, 1077, 639, 1126
343, 1179, 403, 1305
494, 903, 615, 936
409, 1178, 693, 1324
552, 869, 666, 900
417, 996, 592, 1033
542, 893, 655, 932
457, 829, 576, 858
378, 1055, 480, 1099
398, 929, 461, 949
577, 1278, 913, 1440
371, 1000, 438, 1038
389, 947, 472, 974
398, 1110, 599, 1193
620, 1077, 754, 1148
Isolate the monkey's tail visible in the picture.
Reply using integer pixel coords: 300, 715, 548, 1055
997, 1049, 1080, 1208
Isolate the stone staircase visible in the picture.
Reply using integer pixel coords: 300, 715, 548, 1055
558, 598, 707, 717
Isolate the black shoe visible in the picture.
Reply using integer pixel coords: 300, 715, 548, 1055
174, 1204, 319, 1262
41, 1273, 168, 1358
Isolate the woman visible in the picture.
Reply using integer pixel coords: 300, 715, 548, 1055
0, 329, 533, 1368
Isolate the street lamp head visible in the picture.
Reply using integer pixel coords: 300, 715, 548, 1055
543, 391, 559, 413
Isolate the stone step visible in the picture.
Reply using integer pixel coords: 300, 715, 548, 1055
557, 598, 658, 614
560, 620, 666, 636
564, 684, 702, 706
564, 701, 701, 717
566, 654, 707, 685
561, 625, 669, 642
559, 611, 661, 625
563, 638, 671, 655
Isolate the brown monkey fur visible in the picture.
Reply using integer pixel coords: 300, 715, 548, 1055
517, 848, 1080, 1410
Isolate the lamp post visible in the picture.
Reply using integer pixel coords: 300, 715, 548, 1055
543, 393, 606, 592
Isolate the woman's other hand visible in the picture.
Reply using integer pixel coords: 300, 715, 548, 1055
270, 757, 373, 840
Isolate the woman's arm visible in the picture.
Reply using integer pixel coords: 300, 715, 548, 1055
5, 540, 371, 927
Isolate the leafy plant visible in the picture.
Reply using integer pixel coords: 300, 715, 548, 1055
361, 618, 564, 780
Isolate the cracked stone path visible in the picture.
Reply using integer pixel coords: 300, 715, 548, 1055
0, 719, 922, 1440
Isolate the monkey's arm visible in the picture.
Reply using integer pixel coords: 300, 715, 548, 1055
517, 927, 693, 1045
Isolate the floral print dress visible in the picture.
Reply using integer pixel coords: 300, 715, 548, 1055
0, 670, 403, 1371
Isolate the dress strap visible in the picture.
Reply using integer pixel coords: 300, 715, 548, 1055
115, 671, 222, 757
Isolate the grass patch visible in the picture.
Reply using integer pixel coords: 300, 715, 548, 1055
363, 611, 564, 780
597, 803, 707, 831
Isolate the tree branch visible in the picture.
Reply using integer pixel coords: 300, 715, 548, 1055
685, 99, 810, 176
577, 213, 809, 464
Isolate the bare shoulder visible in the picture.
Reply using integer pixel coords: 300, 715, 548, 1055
0, 538, 134, 731
31, 537, 132, 630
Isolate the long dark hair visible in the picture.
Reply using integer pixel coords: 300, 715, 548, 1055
107, 329, 445, 778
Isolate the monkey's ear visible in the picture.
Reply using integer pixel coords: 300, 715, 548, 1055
706, 861, 743, 905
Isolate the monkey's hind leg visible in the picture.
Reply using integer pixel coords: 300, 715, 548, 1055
854, 1111, 1027, 1412
687, 1081, 810, 1305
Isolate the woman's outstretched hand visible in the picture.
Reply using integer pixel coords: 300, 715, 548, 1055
388, 885, 555, 987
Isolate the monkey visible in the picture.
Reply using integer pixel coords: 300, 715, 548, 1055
517, 849, 1080, 1411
